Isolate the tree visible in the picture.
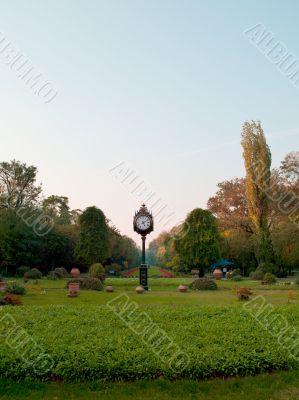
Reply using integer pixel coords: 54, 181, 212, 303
42, 195, 71, 225
0, 209, 42, 273
75, 206, 109, 266
280, 151, 299, 184
175, 208, 221, 273
241, 121, 275, 263
0, 160, 42, 209
109, 228, 140, 268
272, 218, 299, 275
207, 178, 252, 233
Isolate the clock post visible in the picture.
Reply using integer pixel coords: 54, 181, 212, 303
133, 204, 154, 291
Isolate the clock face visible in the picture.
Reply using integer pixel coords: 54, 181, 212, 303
136, 215, 151, 231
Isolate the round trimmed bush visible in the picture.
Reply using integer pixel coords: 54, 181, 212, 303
251, 262, 278, 281
190, 277, 218, 291
89, 263, 105, 282
24, 268, 42, 280
89, 263, 105, 277
67, 277, 103, 291
48, 267, 69, 280
250, 269, 264, 280
55, 267, 68, 278
263, 272, 276, 284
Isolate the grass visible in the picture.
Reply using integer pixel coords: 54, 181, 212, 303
6, 276, 297, 307
0, 370, 299, 399
1, 276, 299, 398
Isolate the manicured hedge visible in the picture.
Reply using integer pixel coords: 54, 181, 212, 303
0, 305, 298, 382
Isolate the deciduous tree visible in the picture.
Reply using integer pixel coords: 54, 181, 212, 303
175, 208, 221, 272
76, 206, 110, 265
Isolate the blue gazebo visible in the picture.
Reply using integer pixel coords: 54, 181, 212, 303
211, 259, 234, 277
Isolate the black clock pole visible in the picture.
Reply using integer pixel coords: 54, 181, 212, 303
133, 204, 153, 292
140, 235, 148, 290
141, 236, 146, 264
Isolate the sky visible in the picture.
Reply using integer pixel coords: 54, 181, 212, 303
0, 0, 298, 244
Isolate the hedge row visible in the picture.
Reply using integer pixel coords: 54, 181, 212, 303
0, 304, 298, 381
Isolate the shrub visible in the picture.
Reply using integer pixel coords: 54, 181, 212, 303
263, 272, 277, 284
55, 267, 69, 278
250, 269, 264, 281
24, 268, 42, 280
232, 275, 243, 282
0, 293, 22, 305
16, 266, 30, 276
227, 269, 241, 280
295, 276, 299, 285
89, 263, 105, 281
190, 277, 218, 291
251, 263, 278, 281
236, 287, 252, 300
5, 282, 26, 295
48, 267, 69, 280
258, 262, 278, 275
67, 277, 103, 291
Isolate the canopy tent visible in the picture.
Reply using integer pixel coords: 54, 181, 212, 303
211, 259, 234, 270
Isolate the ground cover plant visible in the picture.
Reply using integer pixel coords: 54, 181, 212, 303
1, 301, 299, 382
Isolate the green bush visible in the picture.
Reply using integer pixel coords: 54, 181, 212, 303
295, 276, 299, 285
68, 277, 103, 291
250, 269, 264, 281
258, 262, 278, 274
24, 268, 42, 280
16, 266, 30, 276
227, 269, 241, 280
88, 263, 105, 279
232, 275, 243, 282
250, 263, 278, 281
263, 272, 277, 284
5, 282, 26, 295
48, 267, 69, 280
190, 277, 218, 291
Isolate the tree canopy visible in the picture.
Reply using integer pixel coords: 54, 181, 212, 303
175, 208, 221, 271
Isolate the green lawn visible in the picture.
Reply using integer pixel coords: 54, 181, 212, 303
7, 276, 298, 307
1, 276, 299, 399
1, 370, 299, 400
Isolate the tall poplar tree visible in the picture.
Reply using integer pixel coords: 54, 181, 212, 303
241, 121, 274, 263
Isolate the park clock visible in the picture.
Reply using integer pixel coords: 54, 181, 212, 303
133, 204, 154, 236
133, 204, 154, 291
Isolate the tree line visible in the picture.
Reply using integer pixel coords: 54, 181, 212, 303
0, 161, 140, 275
148, 121, 299, 276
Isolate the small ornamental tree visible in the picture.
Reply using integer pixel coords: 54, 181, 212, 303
175, 208, 221, 272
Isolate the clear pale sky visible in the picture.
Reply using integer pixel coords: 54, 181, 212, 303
0, 0, 298, 244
